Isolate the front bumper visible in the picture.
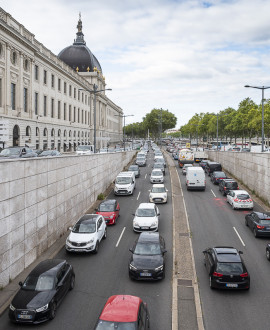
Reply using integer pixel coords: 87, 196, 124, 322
133, 225, 158, 233
9, 307, 51, 324
129, 268, 164, 280
65, 242, 95, 252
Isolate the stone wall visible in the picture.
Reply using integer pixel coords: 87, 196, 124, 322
0, 151, 135, 287
207, 151, 270, 204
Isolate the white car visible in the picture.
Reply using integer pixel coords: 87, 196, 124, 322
76, 145, 94, 155
182, 164, 193, 175
66, 214, 107, 253
150, 169, 164, 183
149, 184, 168, 203
226, 190, 254, 210
133, 203, 160, 232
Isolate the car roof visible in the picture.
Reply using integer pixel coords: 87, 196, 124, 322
99, 199, 116, 206
30, 259, 66, 276
77, 214, 99, 224
100, 295, 142, 322
233, 190, 249, 194
151, 184, 165, 188
214, 247, 242, 262
117, 172, 134, 177
152, 169, 162, 173
138, 232, 160, 243
138, 203, 155, 209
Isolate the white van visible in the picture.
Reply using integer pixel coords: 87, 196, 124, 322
114, 171, 136, 195
186, 167, 205, 191
76, 145, 94, 155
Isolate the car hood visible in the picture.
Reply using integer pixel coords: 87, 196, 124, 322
12, 289, 56, 309
133, 216, 158, 225
131, 254, 164, 269
150, 193, 166, 198
151, 175, 163, 179
68, 231, 96, 242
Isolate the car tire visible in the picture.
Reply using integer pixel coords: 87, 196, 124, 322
209, 277, 214, 289
49, 301, 57, 320
232, 204, 236, 210
93, 241, 99, 254
253, 228, 258, 238
266, 249, 270, 261
103, 228, 107, 239
245, 218, 248, 226
69, 275, 75, 290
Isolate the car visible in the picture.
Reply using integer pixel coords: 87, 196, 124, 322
241, 148, 250, 152
9, 259, 75, 324
38, 150, 61, 157
75, 145, 94, 155
94, 295, 150, 329
136, 155, 147, 166
0, 146, 38, 158
205, 162, 222, 176
128, 164, 140, 178
210, 171, 227, 184
219, 179, 239, 195
99, 148, 108, 153
245, 211, 270, 237
153, 162, 165, 175
133, 203, 160, 232
228, 147, 241, 152
226, 190, 254, 210
129, 232, 167, 280
266, 243, 270, 260
149, 184, 168, 203
199, 160, 208, 169
65, 214, 107, 253
150, 169, 164, 183
182, 164, 193, 175
155, 157, 166, 168
96, 199, 120, 225
203, 246, 250, 290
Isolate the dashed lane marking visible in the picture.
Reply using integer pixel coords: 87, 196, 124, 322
137, 191, 141, 200
116, 227, 126, 247
233, 227, 246, 247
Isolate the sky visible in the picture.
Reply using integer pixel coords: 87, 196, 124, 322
2, 0, 270, 128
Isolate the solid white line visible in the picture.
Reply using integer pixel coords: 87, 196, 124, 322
116, 227, 126, 247
137, 191, 141, 200
145, 174, 147, 179
211, 189, 216, 197
233, 227, 245, 247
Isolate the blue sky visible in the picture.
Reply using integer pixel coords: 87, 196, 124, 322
2, 0, 270, 127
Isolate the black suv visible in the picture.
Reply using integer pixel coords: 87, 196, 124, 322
205, 162, 222, 176
203, 246, 250, 290
219, 179, 239, 195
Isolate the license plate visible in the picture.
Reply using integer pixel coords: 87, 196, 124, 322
155, 199, 162, 202
141, 226, 149, 229
18, 314, 32, 319
140, 273, 152, 277
226, 283, 238, 288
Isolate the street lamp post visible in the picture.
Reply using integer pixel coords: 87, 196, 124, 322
79, 84, 112, 153
244, 85, 270, 152
114, 114, 134, 151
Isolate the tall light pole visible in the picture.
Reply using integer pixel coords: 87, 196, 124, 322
79, 84, 112, 153
244, 85, 270, 152
115, 114, 134, 151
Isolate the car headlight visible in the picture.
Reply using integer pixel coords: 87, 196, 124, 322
67, 238, 72, 244
133, 221, 139, 227
129, 263, 137, 270
9, 304, 15, 311
163, 194, 167, 198
109, 215, 114, 219
36, 303, 49, 312
155, 265, 163, 271
87, 239, 94, 244
151, 221, 158, 227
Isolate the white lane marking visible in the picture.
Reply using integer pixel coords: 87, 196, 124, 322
145, 174, 147, 179
116, 227, 126, 247
137, 191, 141, 200
233, 227, 245, 247
211, 189, 216, 197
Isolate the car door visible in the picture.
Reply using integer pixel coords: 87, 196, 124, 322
227, 191, 233, 204
250, 213, 258, 230
116, 202, 120, 219
204, 249, 214, 275
97, 218, 103, 241
55, 265, 69, 304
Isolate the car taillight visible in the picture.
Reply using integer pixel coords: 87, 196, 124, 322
237, 187, 239, 189
213, 272, 223, 277
234, 198, 239, 202
240, 272, 248, 278
257, 225, 265, 229
224, 187, 227, 190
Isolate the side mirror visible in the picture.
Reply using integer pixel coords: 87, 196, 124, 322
132, 213, 135, 216
163, 249, 167, 254
57, 282, 63, 288
157, 212, 160, 216
129, 248, 133, 253
166, 189, 168, 192
239, 251, 243, 254
19, 281, 23, 287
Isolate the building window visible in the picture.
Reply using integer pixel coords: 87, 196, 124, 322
64, 103, 66, 120
82, 110, 84, 124
35, 65, 39, 80
11, 83, 16, 110
64, 82, 67, 94
51, 74, 54, 88
69, 105, 71, 121
24, 59, 29, 71
35, 92, 38, 115
44, 70, 47, 84
58, 78, 61, 91
74, 107, 76, 122
51, 98, 54, 118
11, 51, 17, 65
78, 90, 80, 101
74, 88, 76, 99
44, 95, 47, 116
58, 101, 61, 119
23, 88, 28, 112
69, 85, 72, 97
78, 108, 80, 123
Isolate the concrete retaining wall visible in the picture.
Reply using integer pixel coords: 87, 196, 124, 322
207, 151, 270, 204
0, 151, 135, 288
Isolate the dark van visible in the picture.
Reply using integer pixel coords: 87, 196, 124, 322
205, 162, 222, 176
219, 179, 239, 195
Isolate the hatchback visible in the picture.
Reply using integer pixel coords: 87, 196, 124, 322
66, 214, 107, 253
96, 199, 120, 225
129, 232, 167, 281
219, 179, 239, 195
203, 246, 250, 290
128, 164, 140, 178
245, 212, 270, 237
153, 162, 165, 175
149, 184, 168, 203
210, 171, 227, 184
9, 259, 75, 324
133, 203, 160, 232
150, 169, 164, 183
226, 190, 253, 210
94, 295, 150, 329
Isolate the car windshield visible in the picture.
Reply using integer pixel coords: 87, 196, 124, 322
22, 275, 55, 291
152, 187, 166, 193
260, 219, 270, 225
184, 165, 192, 168
77, 146, 91, 151
134, 242, 161, 255
136, 208, 156, 217
154, 164, 163, 168
116, 177, 132, 184
95, 320, 136, 330
215, 172, 226, 177
237, 194, 250, 200
216, 262, 243, 275
99, 204, 115, 212
152, 171, 162, 177
0, 148, 20, 156
226, 182, 237, 189
72, 222, 96, 233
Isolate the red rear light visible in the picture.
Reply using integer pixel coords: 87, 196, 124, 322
257, 225, 265, 229
224, 187, 227, 190
234, 198, 239, 202
240, 272, 248, 278
237, 187, 239, 189
213, 272, 223, 277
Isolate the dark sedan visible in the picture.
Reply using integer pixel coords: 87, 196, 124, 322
245, 212, 270, 237
128, 164, 140, 177
9, 259, 75, 324
210, 171, 227, 184
129, 232, 166, 281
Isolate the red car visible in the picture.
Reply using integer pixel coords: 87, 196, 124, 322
94, 295, 150, 329
96, 199, 120, 225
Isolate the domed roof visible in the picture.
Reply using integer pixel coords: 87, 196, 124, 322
58, 14, 102, 73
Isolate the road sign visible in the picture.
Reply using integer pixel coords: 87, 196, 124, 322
186, 142, 190, 148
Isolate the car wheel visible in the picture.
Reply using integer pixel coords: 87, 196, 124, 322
232, 204, 236, 210
93, 241, 99, 254
245, 218, 248, 226
49, 301, 57, 320
253, 228, 258, 238
209, 277, 214, 289
69, 275, 75, 290
103, 228, 107, 239
266, 249, 270, 261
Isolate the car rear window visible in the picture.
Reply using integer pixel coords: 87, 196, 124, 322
260, 220, 270, 225
226, 182, 238, 189
216, 262, 243, 275
215, 172, 226, 177
237, 194, 250, 200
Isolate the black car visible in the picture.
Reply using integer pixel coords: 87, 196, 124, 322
128, 164, 140, 177
266, 244, 270, 260
153, 162, 165, 175
203, 246, 250, 290
245, 212, 270, 237
9, 259, 75, 324
219, 179, 239, 195
0, 147, 38, 159
129, 232, 167, 281
210, 171, 227, 184
205, 162, 222, 176
199, 160, 208, 169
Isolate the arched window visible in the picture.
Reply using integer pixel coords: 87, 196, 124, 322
64, 130, 67, 137
26, 126, 31, 136
74, 131, 76, 137
58, 129, 61, 137
69, 130, 72, 137
78, 131, 80, 138
43, 128, 47, 136
36, 127, 39, 137
51, 128, 55, 137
